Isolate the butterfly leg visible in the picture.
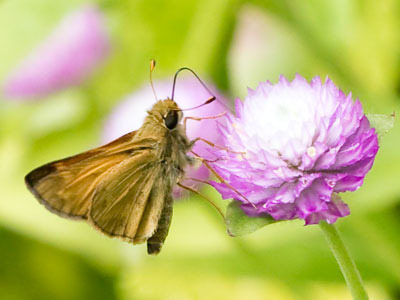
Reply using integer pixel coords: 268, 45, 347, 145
184, 112, 245, 155
183, 111, 227, 133
177, 182, 225, 220
190, 150, 256, 209
184, 155, 221, 169
190, 137, 246, 155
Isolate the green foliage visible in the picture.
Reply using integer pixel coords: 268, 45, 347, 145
225, 201, 279, 237
0, 227, 118, 300
367, 113, 395, 138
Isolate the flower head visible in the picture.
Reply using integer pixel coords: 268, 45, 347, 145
103, 77, 228, 197
210, 75, 379, 224
2, 4, 110, 100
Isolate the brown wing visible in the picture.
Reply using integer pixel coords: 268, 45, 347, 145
25, 131, 158, 220
88, 149, 168, 245
26, 130, 175, 253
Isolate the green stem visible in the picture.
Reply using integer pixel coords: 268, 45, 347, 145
319, 221, 369, 300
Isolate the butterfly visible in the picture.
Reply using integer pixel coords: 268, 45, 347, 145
25, 61, 218, 255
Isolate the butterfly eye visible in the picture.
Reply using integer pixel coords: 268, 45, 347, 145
164, 110, 178, 129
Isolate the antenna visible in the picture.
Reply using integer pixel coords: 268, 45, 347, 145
178, 96, 216, 112
170, 67, 232, 112
150, 59, 158, 101
171, 67, 215, 101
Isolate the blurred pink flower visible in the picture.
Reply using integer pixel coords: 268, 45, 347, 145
2, 4, 110, 100
103, 78, 229, 197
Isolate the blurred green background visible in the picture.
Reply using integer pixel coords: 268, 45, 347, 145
1, 0, 399, 299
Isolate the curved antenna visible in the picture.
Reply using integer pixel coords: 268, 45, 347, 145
171, 67, 216, 101
149, 59, 158, 101
171, 67, 232, 112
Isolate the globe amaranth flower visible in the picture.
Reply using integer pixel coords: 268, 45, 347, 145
210, 75, 379, 225
2, 4, 110, 100
103, 77, 228, 197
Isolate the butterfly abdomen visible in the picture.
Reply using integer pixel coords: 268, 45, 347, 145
146, 193, 173, 254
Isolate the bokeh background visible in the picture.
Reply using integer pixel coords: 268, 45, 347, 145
1, 0, 399, 299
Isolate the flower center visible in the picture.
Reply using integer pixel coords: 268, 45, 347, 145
243, 84, 318, 163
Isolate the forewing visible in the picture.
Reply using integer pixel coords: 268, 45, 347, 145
25, 131, 157, 219
89, 149, 166, 243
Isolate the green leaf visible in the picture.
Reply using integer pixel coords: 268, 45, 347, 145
367, 113, 395, 138
225, 201, 278, 237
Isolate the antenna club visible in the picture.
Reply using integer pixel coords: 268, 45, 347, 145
205, 96, 216, 104
149, 59, 158, 100
150, 59, 156, 72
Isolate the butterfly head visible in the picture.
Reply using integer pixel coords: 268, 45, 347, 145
149, 99, 183, 130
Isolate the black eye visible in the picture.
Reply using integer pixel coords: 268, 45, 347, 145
164, 110, 178, 129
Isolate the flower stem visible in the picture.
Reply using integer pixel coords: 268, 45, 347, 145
319, 221, 369, 300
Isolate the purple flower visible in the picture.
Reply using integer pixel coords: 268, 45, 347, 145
103, 77, 228, 197
210, 75, 379, 225
2, 4, 110, 100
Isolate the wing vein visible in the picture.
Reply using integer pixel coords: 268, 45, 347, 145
122, 167, 158, 238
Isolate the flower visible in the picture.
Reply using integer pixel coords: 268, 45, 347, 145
210, 75, 379, 225
2, 4, 110, 100
103, 77, 228, 197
